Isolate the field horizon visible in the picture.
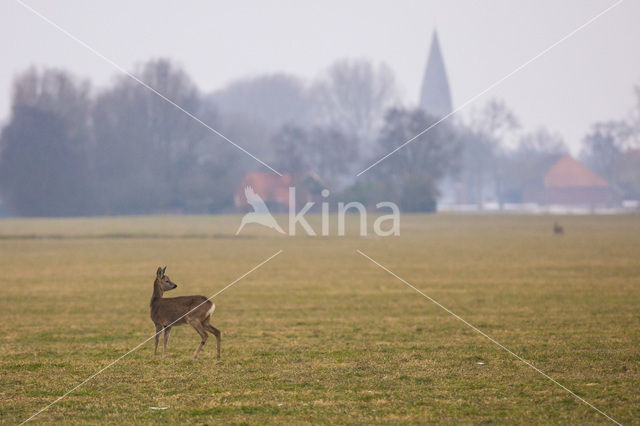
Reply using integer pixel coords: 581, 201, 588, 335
1, 213, 638, 424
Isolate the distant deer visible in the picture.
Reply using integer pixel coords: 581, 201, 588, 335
150, 266, 221, 360
553, 221, 564, 235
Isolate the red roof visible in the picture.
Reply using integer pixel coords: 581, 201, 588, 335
234, 173, 292, 207
544, 155, 608, 188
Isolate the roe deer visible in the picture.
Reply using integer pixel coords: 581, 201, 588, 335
553, 221, 564, 235
150, 266, 221, 359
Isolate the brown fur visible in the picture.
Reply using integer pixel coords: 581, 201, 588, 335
150, 266, 221, 359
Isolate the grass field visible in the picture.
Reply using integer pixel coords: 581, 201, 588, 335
1, 214, 639, 424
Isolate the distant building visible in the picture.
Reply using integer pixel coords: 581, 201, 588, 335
522, 155, 619, 206
234, 172, 323, 212
419, 31, 453, 119
235, 173, 291, 212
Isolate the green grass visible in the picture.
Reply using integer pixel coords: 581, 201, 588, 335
1, 214, 639, 424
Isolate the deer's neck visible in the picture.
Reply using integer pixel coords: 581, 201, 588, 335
150, 281, 164, 306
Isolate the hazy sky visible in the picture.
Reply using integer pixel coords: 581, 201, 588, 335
2, 0, 639, 153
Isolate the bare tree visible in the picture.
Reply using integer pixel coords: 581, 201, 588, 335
313, 59, 399, 152
580, 121, 627, 182
11, 66, 92, 141
516, 128, 567, 158
0, 68, 92, 216
210, 73, 313, 131
471, 99, 521, 147
462, 99, 521, 207
579, 85, 640, 196
92, 59, 211, 213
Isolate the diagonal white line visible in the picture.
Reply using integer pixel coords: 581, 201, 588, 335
15, 0, 282, 176
356, 0, 625, 176
356, 249, 621, 425
20, 249, 283, 425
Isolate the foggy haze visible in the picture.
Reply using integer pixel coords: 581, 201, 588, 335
2, 0, 639, 152
1, 0, 639, 217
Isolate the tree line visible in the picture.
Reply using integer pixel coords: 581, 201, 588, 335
0, 58, 638, 216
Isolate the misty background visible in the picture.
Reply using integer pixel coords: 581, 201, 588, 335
0, 0, 639, 216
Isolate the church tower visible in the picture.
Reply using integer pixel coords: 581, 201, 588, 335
419, 31, 452, 118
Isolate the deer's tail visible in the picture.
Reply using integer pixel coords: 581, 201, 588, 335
206, 303, 216, 318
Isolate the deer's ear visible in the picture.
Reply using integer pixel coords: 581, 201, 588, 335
162, 266, 167, 274
156, 267, 163, 277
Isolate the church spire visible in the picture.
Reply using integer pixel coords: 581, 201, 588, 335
419, 31, 453, 118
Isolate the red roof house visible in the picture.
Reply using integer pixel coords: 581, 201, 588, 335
234, 173, 292, 212
234, 172, 325, 212
523, 155, 619, 206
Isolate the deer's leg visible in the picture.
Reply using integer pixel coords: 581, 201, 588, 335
204, 322, 221, 359
162, 326, 172, 359
188, 319, 208, 360
153, 324, 162, 357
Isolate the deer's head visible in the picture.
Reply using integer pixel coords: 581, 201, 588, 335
155, 266, 178, 293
